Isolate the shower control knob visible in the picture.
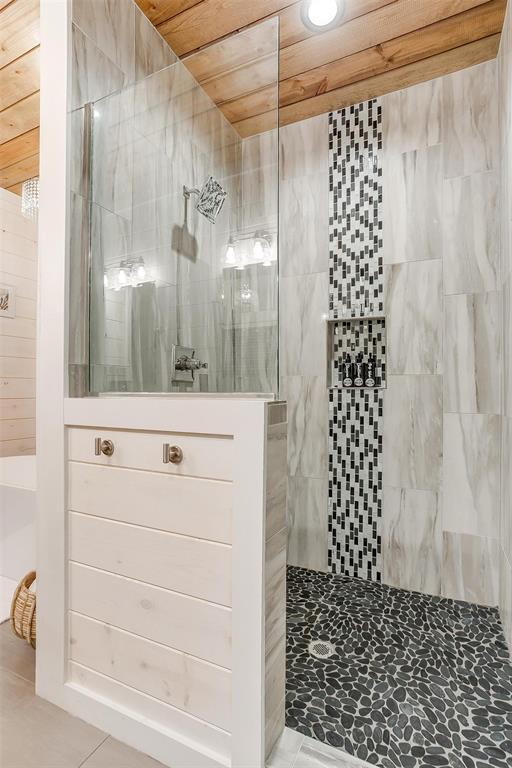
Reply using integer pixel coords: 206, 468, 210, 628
163, 444, 184, 465
94, 438, 115, 457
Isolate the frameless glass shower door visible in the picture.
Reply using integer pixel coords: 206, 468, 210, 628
70, 19, 279, 396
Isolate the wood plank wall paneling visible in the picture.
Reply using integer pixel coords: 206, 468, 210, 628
0, 0, 40, 196
141, 0, 506, 137
0, 188, 37, 457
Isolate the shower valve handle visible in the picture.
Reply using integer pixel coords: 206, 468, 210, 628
94, 438, 115, 457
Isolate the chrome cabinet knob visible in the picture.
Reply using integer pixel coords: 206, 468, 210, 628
95, 438, 115, 457
163, 444, 183, 465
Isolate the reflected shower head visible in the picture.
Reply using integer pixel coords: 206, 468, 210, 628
183, 176, 227, 223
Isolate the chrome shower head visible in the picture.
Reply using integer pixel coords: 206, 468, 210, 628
183, 177, 227, 223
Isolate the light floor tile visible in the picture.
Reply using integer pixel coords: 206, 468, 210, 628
267, 727, 304, 768
0, 620, 35, 684
295, 737, 372, 768
81, 736, 165, 768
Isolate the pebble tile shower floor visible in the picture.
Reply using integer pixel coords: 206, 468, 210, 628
286, 566, 512, 768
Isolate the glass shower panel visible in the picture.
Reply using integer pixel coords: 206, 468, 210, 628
84, 18, 279, 395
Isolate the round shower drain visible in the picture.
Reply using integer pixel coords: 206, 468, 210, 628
308, 639, 335, 659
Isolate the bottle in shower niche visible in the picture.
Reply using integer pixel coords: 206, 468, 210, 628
354, 352, 365, 387
365, 352, 376, 388
342, 352, 353, 388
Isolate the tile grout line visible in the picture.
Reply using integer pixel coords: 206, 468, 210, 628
77, 734, 110, 768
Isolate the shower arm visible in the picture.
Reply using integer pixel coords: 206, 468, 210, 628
183, 185, 201, 199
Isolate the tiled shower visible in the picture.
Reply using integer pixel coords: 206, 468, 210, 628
280, 10, 512, 764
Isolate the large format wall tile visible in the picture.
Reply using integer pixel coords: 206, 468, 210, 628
385, 260, 442, 375
442, 60, 498, 179
287, 477, 328, 573
280, 114, 328, 180
442, 532, 499, 606
444, 292, 501, 415
443, 413, 500, 538
383, 145, 442, 265
284, 376, 328, 480
280, 172, 328, 278
504, 274, 512, 418
280, 272, 328, 377
134, 7, 177, 81
383, 375, 442, 491
383, 486, 442, 596
71, 24, 125, 110
499, 547, 512, 657
73, 0, 135, 81
502, 417, 512, 565
382, 79, 442, 155
443, 171, 499, 295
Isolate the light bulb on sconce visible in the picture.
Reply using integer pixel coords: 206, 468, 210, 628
103, 273, 109, 289
118, 266, 128, 286
134, 261, 146, 281
253, 239, 264, 261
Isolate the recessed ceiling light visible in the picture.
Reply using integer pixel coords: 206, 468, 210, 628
301, 0, 344, 32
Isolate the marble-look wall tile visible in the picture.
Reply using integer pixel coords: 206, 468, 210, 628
442, 60, 498, 179
383, 487, 442, 596
382, 79, 441, 155
502, 418, 512, 564
266, 422, 287, 541
280, 272, 328, 377
383, 145, 442, 265
73, 0, 135, 81
134, 7, 177, 81
383, 375, 442, 491
504, 275, 512, 418
442, 532, 499, 607
287, 477, 328, 573
280, 172, 328, 278
444, 292, 501, 415
499, 548, 512, 658
443, 171, 499, 295
280, 114, 328, 180
71, 23, 125, 111
443, 413, 500, 539
385, 260, 442, 375
283, 376, 328, 480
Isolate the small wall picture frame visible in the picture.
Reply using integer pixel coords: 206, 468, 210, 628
0, 284, 16, 318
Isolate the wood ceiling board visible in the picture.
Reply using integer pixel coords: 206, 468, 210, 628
199, 55, 278, 106
0, 153, 38, 188
280, 0, 493, 80
6, 182, 23, 196
279, 33, 500, 126
0, 47, 40, 112
184, 23, 278, 84
233, 110, 278, 139
157, 0, 293, 56
0, 127, 39, 169
280, 0, 506, 107
220, 84, 278, 124
0, 0, 39, 70
135, 0, 204, 27
0, 91, 40, 145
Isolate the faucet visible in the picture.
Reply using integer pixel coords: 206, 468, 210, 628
175, 354, 208, 373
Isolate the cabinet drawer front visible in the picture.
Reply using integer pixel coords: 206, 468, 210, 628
69, 612, 231, 732
67, 427, 233, 481
68, 462, 232, 544
69, 512, 232, 606
69, 563, 231, 669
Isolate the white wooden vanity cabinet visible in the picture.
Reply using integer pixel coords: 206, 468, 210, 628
37, 397, 287, 768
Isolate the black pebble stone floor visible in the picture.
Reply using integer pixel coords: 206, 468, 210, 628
286, 566, 512, 768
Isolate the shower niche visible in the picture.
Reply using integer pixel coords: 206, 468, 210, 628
327, 315, 386, 390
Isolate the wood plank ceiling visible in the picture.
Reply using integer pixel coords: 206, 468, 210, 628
0, 0, 40, 196
139, 0, 506, 137
0, 0, 506, 194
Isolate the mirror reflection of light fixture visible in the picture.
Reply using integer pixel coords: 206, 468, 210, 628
225, 238, 237, 266
104, 257, 149, 290
301, 0, 344, 32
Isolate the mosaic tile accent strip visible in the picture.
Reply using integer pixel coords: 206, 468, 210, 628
328, 101, 383, 317
328, 389, 383, 580
286, 566, 512, 768
328, 101, 385, 581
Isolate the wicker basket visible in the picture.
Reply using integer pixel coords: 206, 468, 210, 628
10, 571, 36, 649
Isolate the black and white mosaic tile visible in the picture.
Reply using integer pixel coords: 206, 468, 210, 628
286, 566, 512, 768
328, 102, 385, 581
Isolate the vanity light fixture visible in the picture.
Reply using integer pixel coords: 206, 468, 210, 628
301, 0, 344, 32
21, 177, 39, 220
225, 238, 237, 266
103, 257, 149, 290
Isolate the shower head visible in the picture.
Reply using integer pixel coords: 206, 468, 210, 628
183, 177, 227, 223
